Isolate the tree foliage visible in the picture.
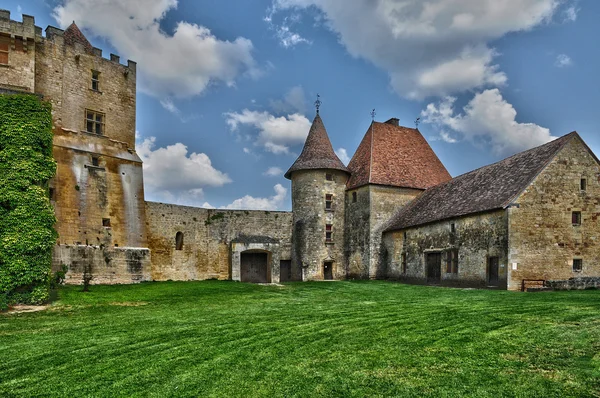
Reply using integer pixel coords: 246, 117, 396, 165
0, 94, 56, 308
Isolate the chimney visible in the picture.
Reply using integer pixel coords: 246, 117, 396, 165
385, 118, 399, 126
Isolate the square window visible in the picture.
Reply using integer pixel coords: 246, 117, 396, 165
91, 156, 99, 167
581, 178, 587, 191
102, 218, 111, 228
572, 211, 582, 226
91, 70, 100, 91
85, 110, 105, 135
325, 224, 333, 242
325, 173, 333, 181
573, 259, 582, 272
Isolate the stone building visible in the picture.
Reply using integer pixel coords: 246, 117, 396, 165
2, 12, 599, 290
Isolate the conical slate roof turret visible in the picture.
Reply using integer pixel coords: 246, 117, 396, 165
285, 114, 349, 179
64, 21, 94, 53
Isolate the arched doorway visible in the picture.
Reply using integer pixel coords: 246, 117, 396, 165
241, 250, 270, 283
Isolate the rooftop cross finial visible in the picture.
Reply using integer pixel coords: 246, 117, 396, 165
371, 109, 376, 121
415, 117, 421, 129
315, 94, 322, 114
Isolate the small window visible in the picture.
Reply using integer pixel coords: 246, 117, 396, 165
573, 259, 582, 272
49, 187, 55, 200
325, 194, 333, 210
175, 231, 184, 250
352, 192, 357, 203
403, 232, 407, 240
91, 70, 100, 91
91, 156, 99, 167
446, 249, 458, 274
325, 224, 333, 242
450, 223, 456, 233
85, 110, 105, 135
401, 253, 407, 274
0, 35, 9, 65
572, 211, 582, 226
325, 173, 333, 181
102, 218, 111, 227
581, 178, 587, 191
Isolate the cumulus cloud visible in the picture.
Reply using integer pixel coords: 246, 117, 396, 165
53, 0, 257, 98
222, 184, 288, 210
335, 148, 350, 165
264, 167, 284, 177
271, 0, 564, 99
225, 110, 311, 154
555, 54, 573, 68
137, 136, 231, 206
422, 89, 556, 156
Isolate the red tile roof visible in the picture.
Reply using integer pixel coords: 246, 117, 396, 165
347, 120, 451, 190
64, 22, 93, 53
285, 114, 349, 179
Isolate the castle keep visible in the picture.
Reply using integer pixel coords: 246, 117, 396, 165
2, 13, 599, 290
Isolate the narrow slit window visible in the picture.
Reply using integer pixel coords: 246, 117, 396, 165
175, 232, 184, 250
325, 224, 333, 242
102, 218, 111, 227
450, 223, 455, 233
401, 253, 407, 274
581, 178, 587, 191
573, 259, 582, 272
0, 35, 9, 65
352, 192, 357, 203
49, 187, 55, 200
91, 70, 100, 91
86, 110, 105, 135
572, 211, 582, 226
325, 194, 333, 210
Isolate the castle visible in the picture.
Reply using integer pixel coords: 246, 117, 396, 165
2, 13, 599, 291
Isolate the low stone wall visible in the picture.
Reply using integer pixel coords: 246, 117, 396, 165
52, 245, 151, 285
546, 277, 600, 290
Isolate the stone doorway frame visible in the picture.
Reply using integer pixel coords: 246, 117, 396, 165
231, 237, 281, 283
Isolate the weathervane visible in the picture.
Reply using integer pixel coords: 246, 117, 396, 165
415, 117, 421, 129
315, 94, 322, 114
371, 109, 376, 121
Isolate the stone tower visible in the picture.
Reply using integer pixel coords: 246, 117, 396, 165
285, 113, 350, 281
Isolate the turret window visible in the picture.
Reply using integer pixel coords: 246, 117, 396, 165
325, 194, 333, 210
352, 192, 357, 203
572, 211, 582, 226
325, 224, 333, 242
91, 70, 100, 91
325, 173, 333, 181
581, 178, 587, 191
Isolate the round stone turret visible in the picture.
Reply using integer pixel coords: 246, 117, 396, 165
286, 114, 349, 281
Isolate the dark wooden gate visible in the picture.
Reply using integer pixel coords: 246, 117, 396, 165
280, 260, 291, 282
426, 253, 442, 284
488, 257, 499, 287
241, 252, 269, 283
324, 262, 333, 280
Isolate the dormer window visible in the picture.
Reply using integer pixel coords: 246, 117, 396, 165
91, 70, 100, 91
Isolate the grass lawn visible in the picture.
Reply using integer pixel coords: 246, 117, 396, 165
1, 281, 599, 397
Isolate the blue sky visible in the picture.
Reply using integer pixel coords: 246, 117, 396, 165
5, 0, 600, 210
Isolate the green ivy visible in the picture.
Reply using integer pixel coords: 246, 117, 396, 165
0, 94, 57, 308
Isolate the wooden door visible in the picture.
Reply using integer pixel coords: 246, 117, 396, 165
241, 252, 268, 283
324, 262, 333, 280
488, 257, 499, 287
280, 260, 291, 282
426, 253, 441, 284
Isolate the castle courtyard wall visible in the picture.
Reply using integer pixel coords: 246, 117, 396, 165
146, 202, 293, 281
507, 136, 600, 290
383, 209, 509, 288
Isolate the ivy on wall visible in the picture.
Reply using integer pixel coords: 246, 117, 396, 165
0, 94, 56, 308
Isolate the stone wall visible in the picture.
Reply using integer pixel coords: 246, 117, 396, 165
546, 277, 600, 290
53, 245, 151, 285
146, 202, 293, 281
0, 13, 38, 92
383, 209, 509, 288
507, 136, 600, 290
291, 169, 347, 281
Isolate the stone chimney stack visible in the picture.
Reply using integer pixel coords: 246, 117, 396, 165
385, 118, 399, 126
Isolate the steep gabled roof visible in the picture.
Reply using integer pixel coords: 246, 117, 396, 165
285, 114, 349, 179
385, 132, 579, 232
347, 120, 451, 190
64, 22, 93, 53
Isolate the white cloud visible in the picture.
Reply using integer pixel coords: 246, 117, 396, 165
160, 98, 180, 115
264, 167, 284, 177
335, 148, 350, 165
222, 184, 288, 210
272, 0, 563, 99
422, 89, 556, 156
563, 5, 579, 22
555, 54, 573, 68
225, 110, 311, 154
53, 0, 257, 98
201, 202, 215, 209
265, 8, 311, 48
270, 86, 307, 113
136, 136, 231, 206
